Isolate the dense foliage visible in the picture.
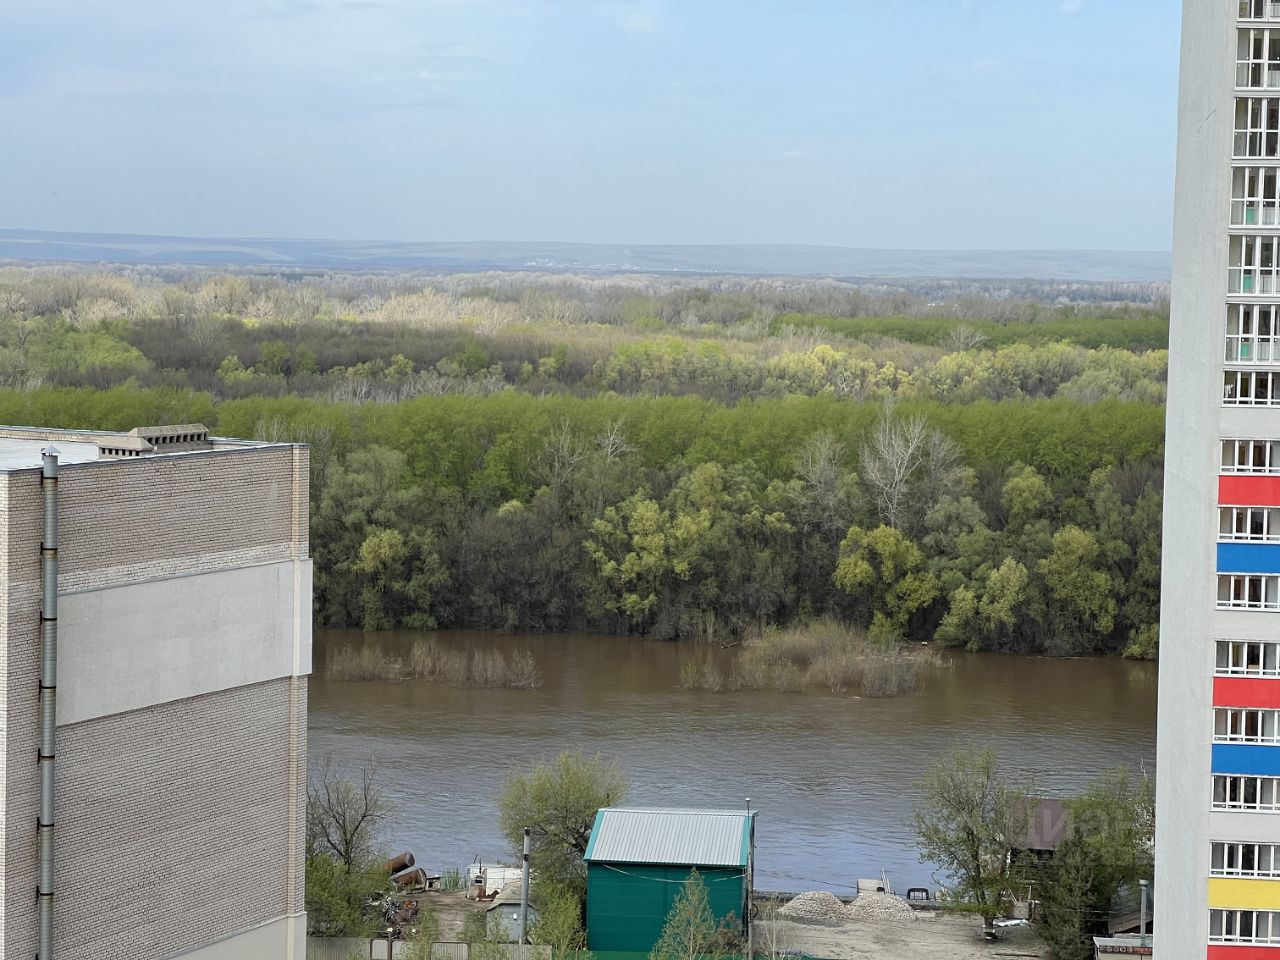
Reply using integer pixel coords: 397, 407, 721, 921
0, 267, 1169, 656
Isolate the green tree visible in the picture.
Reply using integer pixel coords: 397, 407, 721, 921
401, 902, 443, 960
914, 748, 1034, 939
497, 751, 628, 899
834, 525, 940, 642
1037, 769, 1154, 958
649, 870, 725, 960
532, 888, 591, 960
306, 758, 390, 936
1038, 526, 1118, 653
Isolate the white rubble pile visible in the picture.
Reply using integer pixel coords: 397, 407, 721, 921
778, 891, 848, 924
844, 892, 916, 922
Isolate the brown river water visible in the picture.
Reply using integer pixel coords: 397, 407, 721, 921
308, 629, 1156, 893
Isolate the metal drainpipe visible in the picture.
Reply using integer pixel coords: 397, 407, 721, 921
37, 447, 58, 960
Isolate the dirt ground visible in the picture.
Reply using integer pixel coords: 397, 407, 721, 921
764, 913, 1049, 960
405, 890, 487, 940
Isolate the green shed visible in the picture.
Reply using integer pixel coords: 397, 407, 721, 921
583, 807, 756, 956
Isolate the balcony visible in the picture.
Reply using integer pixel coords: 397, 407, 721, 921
1226, 370, 1280, 405
1239, 28, 1280, 88
1242, 0, 1280, 21
1228, 333, 1280, 362
1233, 200, 1280, 227
1229, 236, 1280, 294
1219, 573, 1280, 609
1235, 98, 1280, 158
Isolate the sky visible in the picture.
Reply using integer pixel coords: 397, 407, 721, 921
0, 0, 1181, 250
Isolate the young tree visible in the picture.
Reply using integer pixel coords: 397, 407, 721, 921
306, 757, 391, 936
649, 870, 723, 960
1037, 768, 1154, 958
1037, 834, 1102, 960
497, 750, 628, 899
914, 748, 1034, 939
532, 888, 591, 960
401, 902, 443, 960
308, 756, 390, 872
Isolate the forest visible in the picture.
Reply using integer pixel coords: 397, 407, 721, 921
0, 265, 1170, 657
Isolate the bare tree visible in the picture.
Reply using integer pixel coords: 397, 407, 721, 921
307, 756, 389, 873
533, 420, 587, 494
861, 407, 967, 530
943, 324, 988, 351
752, 900, 797, 960
595, 419, 634, 462
860, 408, 929, 530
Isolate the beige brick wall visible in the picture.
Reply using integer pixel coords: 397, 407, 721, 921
53, 678, 303, 960
0, 445, 310, 958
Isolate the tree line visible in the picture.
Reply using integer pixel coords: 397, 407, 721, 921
0, 384, 1165, 657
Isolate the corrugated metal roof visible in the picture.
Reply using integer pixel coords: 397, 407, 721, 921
584, 807, 755, 868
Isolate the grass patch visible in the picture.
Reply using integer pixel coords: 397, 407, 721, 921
326, 639, 541, 689
679, 618, 940, 697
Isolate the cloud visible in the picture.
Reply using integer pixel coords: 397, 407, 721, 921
780, 149, 812, 161
1059, 0, 1083, 13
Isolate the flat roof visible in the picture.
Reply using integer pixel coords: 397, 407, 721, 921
0, 440, 104, 471
584, 807, 755, 868
0, 425, 282, 471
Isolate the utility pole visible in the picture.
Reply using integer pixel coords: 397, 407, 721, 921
746, 799, 753, 960
1138, 878, 1149, 947
519, 827, 532, 945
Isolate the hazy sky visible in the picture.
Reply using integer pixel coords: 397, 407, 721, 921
0, 1, 1180, 249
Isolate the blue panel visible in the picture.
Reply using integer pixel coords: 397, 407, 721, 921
1218, 542, 1280, 574
1213, 743, 1280, 776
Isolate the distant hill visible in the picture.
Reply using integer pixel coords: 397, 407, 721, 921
0, 229, 1172, 282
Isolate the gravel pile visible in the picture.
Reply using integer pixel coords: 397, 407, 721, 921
779, 891, 848, 924
844, 892, 915, 922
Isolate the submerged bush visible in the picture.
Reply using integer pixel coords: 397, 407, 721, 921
326, 639, 541, 689
699, 617, 942, 696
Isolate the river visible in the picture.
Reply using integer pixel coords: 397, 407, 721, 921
307, 629, 1156, 893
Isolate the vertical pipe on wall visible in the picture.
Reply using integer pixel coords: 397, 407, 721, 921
37, 447, 59, 960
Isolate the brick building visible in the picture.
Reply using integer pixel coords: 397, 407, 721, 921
0, 424, 310, 959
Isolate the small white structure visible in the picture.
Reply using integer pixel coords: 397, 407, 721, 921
486, 882, 540, 941
468, 863, 525, 899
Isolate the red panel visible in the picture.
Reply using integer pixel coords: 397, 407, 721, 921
1215, 676, 1280, 709
1208, 946, 1280, 960
1221, 475, 1280, 506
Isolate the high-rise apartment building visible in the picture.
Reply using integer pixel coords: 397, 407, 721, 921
0, 424, 310, 959
1158, 3, 1280, 955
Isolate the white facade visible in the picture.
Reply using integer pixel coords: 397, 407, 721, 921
1157, 3, 1280, 955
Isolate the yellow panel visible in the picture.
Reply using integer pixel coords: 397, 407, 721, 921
1208, 877, 1280, 909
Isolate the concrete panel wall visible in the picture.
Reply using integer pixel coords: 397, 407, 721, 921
171, 914, 305, 960
49, 679, 305, 960
57, 559, 312, 724
1158, 3, 1239, 956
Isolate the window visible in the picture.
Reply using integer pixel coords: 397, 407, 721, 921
1210, 908, 1280, 943
1216, 708, 1280, 743
1236, 98, 1280, 158
1222, 437, 1280, 472
1242, 0, 1280, 23
1230, 235, 1280, 293
1219, 574, 1280, 609
1239, 29, 1280, 88
1213, 841, 1280, 877
1225, 369, 1280, 404
1227, 304, 1280, 362
1218, 639, 1280, 676
1214, 775, 1280, 812
1220, 506, 1280, 541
